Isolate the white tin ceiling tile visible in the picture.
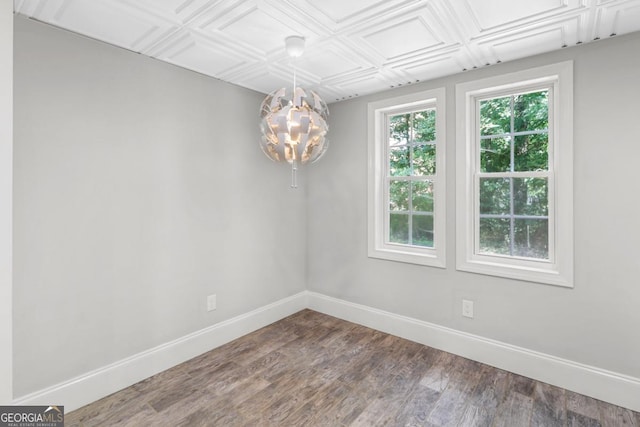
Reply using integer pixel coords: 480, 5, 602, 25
161, 32, 246, 77
267, 62, 322, 88
595, 0, 640, 37
187, 0, 255, 28
247, 57, 312, 89
453, 43, 493, 70
172, 25, 257, 63
387, 46, 466, 76
292, 43, 365, 81
433, 0, 481, 41
13, 0, 30, 15
389, 55, 466, 86
213, 5, 301, 54
254, 0, 329, 40
109, 0, 184, 24
363, 17, 443, 60
128, 0, 219, 21
417, 1, 468, 44
14, 0, 640, 101
282, 0, 424, 36
576, 3, 600, 42
141, 27, 190, 58
299, 0, 424, 32
193, 0, 322, 64
14, 0, 43, 18
331, 73, 397, 100
305, 0, 392, 23
464, 0, 568, 30
135, 27, 185, 56
320, 66, 381, 87
216, 60, 266, 81
480, 19, 579, 63
40, 0, 175, 53
14, 0, 67, 21
452, 0, 588, 42
472, 0, 564, 28
237, 71, 292, 95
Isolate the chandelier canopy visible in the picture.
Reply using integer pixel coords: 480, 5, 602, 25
259, 36, 329, 187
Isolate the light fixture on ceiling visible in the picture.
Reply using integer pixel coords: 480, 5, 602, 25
259, 36, 329, 188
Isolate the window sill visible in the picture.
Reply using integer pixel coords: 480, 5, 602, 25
456, 256, 573, 288
369, 245, 446, 268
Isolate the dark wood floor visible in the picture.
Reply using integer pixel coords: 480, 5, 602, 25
66, 309, 639, 426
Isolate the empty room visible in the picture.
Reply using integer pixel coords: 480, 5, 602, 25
1, 0, 640, 426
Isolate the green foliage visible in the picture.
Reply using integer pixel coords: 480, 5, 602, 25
387, 108, 436, 248
481, 137, 510, 173
389, 180, 409, 211
390, 213, 409, 244
480, 91, 548, 136
389, 213, 434, 247
479, 178, 548, 216
478, 90, 550, 259
480, 91, 549, 173
389, 109, 436, 176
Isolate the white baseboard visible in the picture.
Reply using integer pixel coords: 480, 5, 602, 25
13, 291, 308, 412
13, 290, 640, 413
307, 291, 640, 413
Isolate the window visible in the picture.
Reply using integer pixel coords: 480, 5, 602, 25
456, 62, 573, 287
368, 88, 445, 267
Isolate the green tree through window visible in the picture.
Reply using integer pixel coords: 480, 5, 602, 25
478, 90, 549, 259
388, 109, 436, 247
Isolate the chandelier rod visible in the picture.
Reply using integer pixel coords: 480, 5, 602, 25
290, 45, 298, 188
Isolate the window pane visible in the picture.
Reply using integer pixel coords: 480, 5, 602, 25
514, 91, 548, 133
514, 134, 548, 171
412, 180, 434, 212
514, 219, 548, 259
389, 113, 410, 145
390, 146, 410, 176
413, 215, 434, 248
514, 178, 548, 216
480, 96, 510, 136
413, 144, 436, 175
389, 180, 409, 211
389, 213, 409, 244
479, 218, 510, 256
479, 178, 511, 215
413, 109, 436, 142
480, 137, 511, 173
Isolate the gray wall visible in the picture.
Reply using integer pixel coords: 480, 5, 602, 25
308, 32, 640, 379
0, 1, 13, 404
14, 12, 640, 399
13, 16, 306, 397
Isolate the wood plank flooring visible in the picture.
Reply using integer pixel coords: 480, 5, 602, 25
66, 309, 640, 426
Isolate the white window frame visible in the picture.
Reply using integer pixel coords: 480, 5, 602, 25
368, 88, 446, 268
456, 62, 573, 287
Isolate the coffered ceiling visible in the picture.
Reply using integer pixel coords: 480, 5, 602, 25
14, 0, 640, 102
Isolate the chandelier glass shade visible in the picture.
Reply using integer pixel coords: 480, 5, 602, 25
259, 36, 329, 187
259, 86, 329, 165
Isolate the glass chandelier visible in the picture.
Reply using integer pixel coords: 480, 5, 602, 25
259, 36, 329, 188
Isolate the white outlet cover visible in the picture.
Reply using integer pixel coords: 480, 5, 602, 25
462, 299, 474, 318
207, 294, 217, 312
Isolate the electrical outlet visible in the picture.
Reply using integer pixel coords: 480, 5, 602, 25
207, 294, 217, 312
462, 299, 474, 318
